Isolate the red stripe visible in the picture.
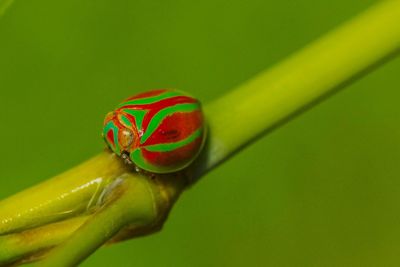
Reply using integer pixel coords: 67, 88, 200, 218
119, 95, 196, 110
124, 89, 168, 101
117, 96, 198, 132
106, 129, 115, 147
141, 136, 203, 169
142, 110, 203, 146
140, 96, 198, 132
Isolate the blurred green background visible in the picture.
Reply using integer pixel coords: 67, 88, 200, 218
1, 0, 400, 266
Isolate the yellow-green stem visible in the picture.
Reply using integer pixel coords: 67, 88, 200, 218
37, 174, 157, 267
0, 0, 14, 17
0, 216, 87, 266
0, 153, 126, 235
202, 0, 400, 173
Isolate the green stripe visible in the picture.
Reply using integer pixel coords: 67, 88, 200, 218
140, 103, 199, 144
122, 109, 146, 131
117, 91, 182, 108
145, 128, 202, 152
130, 149, 160, 173
103, 121, 121, 155
120, 114, 132, 127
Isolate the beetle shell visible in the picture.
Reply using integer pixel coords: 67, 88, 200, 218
103, 89, 206, 174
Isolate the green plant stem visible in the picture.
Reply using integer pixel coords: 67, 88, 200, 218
0, 153, 126, 235
1, 0, 400, 265
0, 0, 14, 17
37, 174, 157, 267
202, 0, 400, 173
0, 217, 87, 266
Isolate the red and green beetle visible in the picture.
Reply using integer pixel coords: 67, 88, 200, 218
102, 89, 206, 174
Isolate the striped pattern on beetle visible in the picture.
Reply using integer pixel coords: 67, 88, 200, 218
102, 89, 206, 174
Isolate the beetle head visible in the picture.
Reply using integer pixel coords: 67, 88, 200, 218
102, 111, 138, 156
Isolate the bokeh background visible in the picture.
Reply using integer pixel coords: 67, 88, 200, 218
1, 0, 400, 266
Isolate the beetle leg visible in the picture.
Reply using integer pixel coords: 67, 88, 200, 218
121, 152, 133, 165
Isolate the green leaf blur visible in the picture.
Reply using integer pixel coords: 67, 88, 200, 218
1, 0, 399, 266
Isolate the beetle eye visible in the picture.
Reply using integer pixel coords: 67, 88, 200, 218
119, 128, 134, 148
